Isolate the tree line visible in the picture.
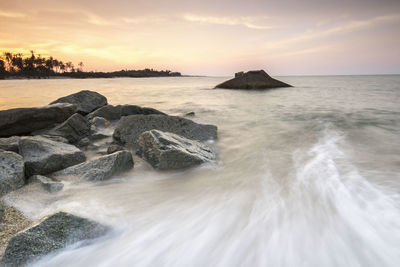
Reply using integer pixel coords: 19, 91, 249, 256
0, 51, 181, 79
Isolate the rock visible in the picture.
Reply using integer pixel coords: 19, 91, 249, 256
185, 111, 195, 117
0, 103, 77, 137
107, 144, 124, 154
90, 116, 111, 128
51, 151, 134, 181
19, 136, 86, 177
2, 212, 109, 267
215, 70, 292, 89
0, 201, 6, 225
39, 135, 69, 144
30, 175, 64, 193
0, 150, 25, 195
43, 113, 90, 143
0, 136, 20, 152
50, 90, 107, 114
76, 137, 91, 148
113, 115, 217, 145
86, 104, 166, 121
138, 130, 216, 170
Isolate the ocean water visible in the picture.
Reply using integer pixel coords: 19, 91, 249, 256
1, 75, 400, 267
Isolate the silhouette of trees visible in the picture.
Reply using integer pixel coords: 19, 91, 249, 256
0, 50, 181, 79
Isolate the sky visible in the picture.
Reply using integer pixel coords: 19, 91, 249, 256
1, 0, 400, 76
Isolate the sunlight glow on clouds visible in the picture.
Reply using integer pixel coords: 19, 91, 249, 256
1, 0, 399, 75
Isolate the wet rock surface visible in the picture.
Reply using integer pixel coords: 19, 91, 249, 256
113, 115, 217, 145
51, 150, 134, 181
2, 212, 108, 267
0, 150, 25, 195
30, 175, 64, 193
50, 90, 107, 114
138, 130, 216, 170
19, 136, 86, 177
86, 104, 166, 121
0, 103, 77, 137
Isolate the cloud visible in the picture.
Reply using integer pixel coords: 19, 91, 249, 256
183, 14, 274, 30
0, 10, 25, 18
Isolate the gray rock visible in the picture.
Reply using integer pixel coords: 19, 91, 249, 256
86, 104, 166, 121
19, 136, 86, 177
90, 116, 110, 129
0, 103, 77, 137
185, 111, 195, 117
0, 150, 25, 195
138, 130, 216, 170
50, 90, 107, 114
0, 201, 5, 225
107, 144, 125, 154
76, 137, 91, 148
39, 135, 69, 144
0, 136, 20, 152
30, 175, 64, 193
2, 212, 109, 267
45, 113, 90, 144
113, 115, 217, 145
52, 151, 134, 181
216, 70, 292, 89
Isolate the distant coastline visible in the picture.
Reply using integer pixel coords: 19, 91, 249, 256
0, 51, 181, 80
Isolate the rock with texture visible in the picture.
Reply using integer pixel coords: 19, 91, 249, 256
0, 136, 20, 152
30, 175, 64, 193
138, 130, 216, 170
86, 104, 166, 121
50, 90, 107, 114
44, 113, 90, 143
2, 212, 109, 267
216, 70, 292, 89
0, 103, 77, 137
113, 115, 217, 145
0, 150, 25, 195
107, 144, 125, 154
51, 151, 133, 181
19, 136, 86, 177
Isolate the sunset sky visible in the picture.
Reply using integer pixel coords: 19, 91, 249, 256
1, 0, 400, 76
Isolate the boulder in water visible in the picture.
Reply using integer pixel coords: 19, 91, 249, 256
0, 103, 77, 137
215, 70, 291, 89
30, 175, 64, 193
51, 150, 134, 181
50, 90, 107, 114
0, 150, 25, 195
113, 115, 217, 145
19, 136, 86, 177
2, 212, 109, 267
86, 104, 166, 121
138, 130, 216, 170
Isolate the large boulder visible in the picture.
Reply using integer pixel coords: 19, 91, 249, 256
0, 103, 77, 137
43, 113, 90, 143
2, 212, 109, 267
215, 70, 292, 89
0, 136, 20, 152
0, 150, 25, 195
19, 136, 86, 177
51, 151, 134, 181
113, 115, 217, 145
50, 90, 107, 114
138, 130, 216, 170
86, 104, 166, 121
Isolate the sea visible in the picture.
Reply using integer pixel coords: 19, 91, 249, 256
1, 75, 399, 267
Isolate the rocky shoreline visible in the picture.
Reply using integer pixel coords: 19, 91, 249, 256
0, 90, 218, 266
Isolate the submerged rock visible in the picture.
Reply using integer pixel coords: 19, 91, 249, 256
30, 175, 64, 193
0, 103, 77, 137
43, 113, 90, 144
0, 136, 20, 153
113, 115, 217, 145
2, 212, 109, 267
86, 104, 166, 121
107, 144, 125, 154
50, 90, 107, 114
215, 70, 292, 89
0, 150, 25, 195
51, 151, 134, 181
19, 136, 86, 177
138, 130, 216, 170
